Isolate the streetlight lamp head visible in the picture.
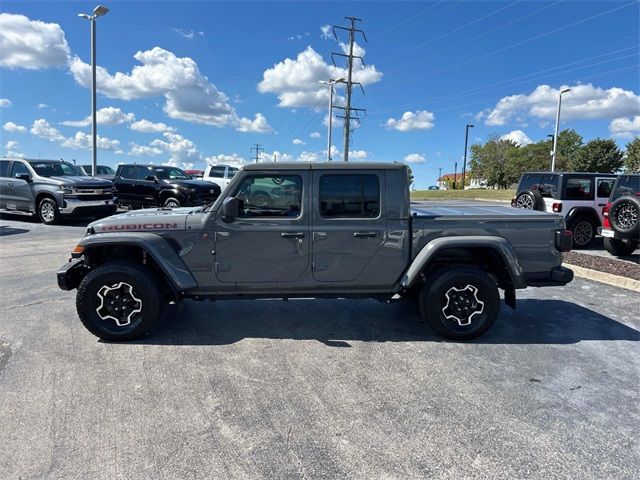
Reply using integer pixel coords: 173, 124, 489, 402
334, 77, 346, 83
78, 13, 91, 19
93, 5, 109, 17
561, 88, 571, 94
468, 124, 474, 128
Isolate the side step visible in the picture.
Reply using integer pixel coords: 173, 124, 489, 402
0, 208, 35, 216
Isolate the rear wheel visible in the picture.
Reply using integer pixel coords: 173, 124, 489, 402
76, 261, 166, 341
37, 197, 62, 225
604, 237, 638, 257
419, 267, 500, 340
568, 216, 595, 249
163, 197, 181, 209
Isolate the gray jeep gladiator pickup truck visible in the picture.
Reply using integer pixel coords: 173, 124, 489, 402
58, 162, 574, 341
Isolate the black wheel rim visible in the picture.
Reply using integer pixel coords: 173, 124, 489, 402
573, 221, 593, 246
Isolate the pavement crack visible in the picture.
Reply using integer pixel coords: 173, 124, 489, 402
5, 298, 67, 310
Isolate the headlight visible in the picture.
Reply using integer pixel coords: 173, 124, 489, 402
58, 184, 73, 194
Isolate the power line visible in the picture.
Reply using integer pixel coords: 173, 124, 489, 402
370, 0, 449, 40
251, 144, 264, 163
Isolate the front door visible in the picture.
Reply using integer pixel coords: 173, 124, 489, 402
214, 171, 310, 283
311, 171, 387, 283
9, 161, 34, 211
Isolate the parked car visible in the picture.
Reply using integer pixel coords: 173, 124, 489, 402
0, 158, 117, 224
185, 169, 204, 179
599, 174, 639, 257
113, 164, 221, 209
78, 164, 116, 180
58, 162, 573, 342
512, 172, 617, 248
428, 185, 440, 190
203, 164, 240, 190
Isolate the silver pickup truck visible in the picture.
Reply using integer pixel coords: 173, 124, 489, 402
58, 162, 573, 341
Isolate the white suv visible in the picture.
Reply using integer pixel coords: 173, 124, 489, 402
512, 172, 617, 248
203, 164, 239, 191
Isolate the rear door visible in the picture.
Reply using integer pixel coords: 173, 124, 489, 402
311, 171, 386, 284
114, 166, 137, 204
0, 160, 11, 209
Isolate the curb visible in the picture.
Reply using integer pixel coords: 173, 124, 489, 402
564, 262, 640, 292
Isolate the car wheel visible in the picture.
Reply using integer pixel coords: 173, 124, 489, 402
514, 190, 544, 211
609, 196, 640, 239
604, 237, 638, 257
76, 261, 166, 341
419, 267, 500, 340
37, 197, 62, 225
163, 197, 181, 209
569, 216, 595, 249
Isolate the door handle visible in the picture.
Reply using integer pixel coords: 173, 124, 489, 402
353, 231, 377, 239
281, 232, 305, 239
597, 203, 606, 207
7, 182, 13, 186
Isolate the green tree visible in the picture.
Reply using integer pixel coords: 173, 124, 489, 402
624, 136, 640, 173
570, 138, 624, 173
555, 129, 583, 171
469, 135, 520, 188
406, 165, 415, 187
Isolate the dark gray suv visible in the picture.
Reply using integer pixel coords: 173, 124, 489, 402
0, 158, 117, 224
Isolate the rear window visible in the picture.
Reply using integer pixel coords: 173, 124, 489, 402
517, 174, 559, 198
320, 174, 380, 218
611, 176, 640, 201
0, 160, 10, 177
210, 166, 225, 178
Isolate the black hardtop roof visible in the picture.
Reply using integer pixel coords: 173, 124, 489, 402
243, 162, 407, 171
521, 171, 618, 177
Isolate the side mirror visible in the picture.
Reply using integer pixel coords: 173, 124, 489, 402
145, 175, 158, 183
15, 173, 31, 182
221, 196, 240, 222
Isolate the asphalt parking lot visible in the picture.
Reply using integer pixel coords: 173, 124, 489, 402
1, 214, 639, 479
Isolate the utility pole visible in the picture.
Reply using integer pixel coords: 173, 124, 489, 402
273, 153, 277, 162
461, 124, 474, 189
552, 88, 571, 172
332, 17, 367, 162
453, 162, 458, 190
251, 144, 263, 163
438, 167, 443, 188
318, 78, 344, 161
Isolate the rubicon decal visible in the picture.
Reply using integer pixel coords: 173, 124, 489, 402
100, 223, 179, 231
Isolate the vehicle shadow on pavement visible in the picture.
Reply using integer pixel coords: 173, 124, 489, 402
0, 225, 30, 236
134, 298, 640, 346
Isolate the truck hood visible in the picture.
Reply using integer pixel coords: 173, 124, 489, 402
45, 175, 113, 187
88, 206, 199, 233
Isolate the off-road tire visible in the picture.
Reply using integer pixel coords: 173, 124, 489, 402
609, 196, 640, 239
604, 237, 638, 257
568, 215, 596, 249
163, 197, 181, 209
419, 267, 500, 340
37, 197, 62, 225
76, 261, 166, 341
514, 189, 544, 211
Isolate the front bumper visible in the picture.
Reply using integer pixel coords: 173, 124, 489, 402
60, 197, 118, 215
524, 266, 574, 287
57, 258, 89, 290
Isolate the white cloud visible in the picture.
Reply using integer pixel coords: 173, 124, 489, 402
129, 119, 176, 133
235, 113, 273, 133
258, 46, 382, 108
61, 107, 136, 127
385, 110, 435, 131
349, 150, 368, 161
609, 116, 640, 139
5, 149, 26, 158
292, 138, 305, 145
206, 153, 249, 166
150, 132, 203, 168
320, 25, 332, 40
403, 153, 427, 163
500, 130, 532, 146
310, 131, 321, 139
5, 140, 19, 150
297, 150, 323, 162
0, 98, 12, 107
340, 41, 366, 58
61, 131, 121, 151
129, 144, 162, 156
172, 28, 203, 40
30, 119, 64, 142
3, 121, 27, 133
70, 47, 263, 129
287, 34, 303, 41
0, 13, 70, 69
480, 84, 640, 126
36, 103, 48, 109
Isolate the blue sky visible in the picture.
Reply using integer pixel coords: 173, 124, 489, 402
1, 0, 638, 187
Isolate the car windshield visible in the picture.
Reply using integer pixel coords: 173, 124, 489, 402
518, 174, 559, 198
153, 167, 191, 180
228, 167, 239, 177
29, 161, 86, 177
611, 176, 640, 201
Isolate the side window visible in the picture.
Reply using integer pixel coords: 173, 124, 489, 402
596, 179, 614, 198
233, 174, 302, 218
565, 178, 593, 201
211, 167, 225, 178
320, 174, 380, 218
137, 167, 153, 180
0, 160, 10, 177
119, 166, 136, 179
11, 162, 30, 178
227, 167, 239, 178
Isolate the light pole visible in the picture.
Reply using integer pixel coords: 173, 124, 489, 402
551, 88, 571, 172
461, 124, 474, 189
318, 77, 344, 161
78, 5, 109, 177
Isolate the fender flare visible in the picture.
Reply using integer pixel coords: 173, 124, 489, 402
78, 232, 198, 291
400, 236, 526, 289
566, 206, 600, 226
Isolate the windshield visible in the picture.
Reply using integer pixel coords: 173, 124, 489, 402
81, 165, 115, 175
517, 174, 559, 198
29, 161, 86, 177
611, 176, 640, 201
154, 167, 191, 180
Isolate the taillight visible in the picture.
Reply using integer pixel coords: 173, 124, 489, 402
552, 202, 562, 213
555, 230, 573, 252
602, 202, 611, 229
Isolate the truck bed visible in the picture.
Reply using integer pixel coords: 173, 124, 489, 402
411, 204, 558, 220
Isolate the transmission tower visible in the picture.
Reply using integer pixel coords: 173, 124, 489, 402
332, 16, 367, 162
251, 144, 264, 163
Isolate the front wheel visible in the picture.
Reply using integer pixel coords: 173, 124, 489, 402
604, 237, 638, 257
38, 197, 62, 225
76, 261, 166, 341
163, 197, 181, 208
419, 267, 500, 340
